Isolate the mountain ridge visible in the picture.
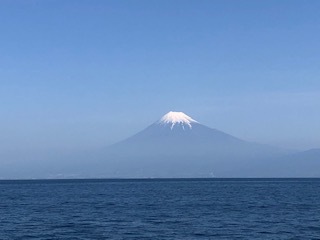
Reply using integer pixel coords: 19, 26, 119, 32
1, 111, 319, 179
97, 111, 288, 177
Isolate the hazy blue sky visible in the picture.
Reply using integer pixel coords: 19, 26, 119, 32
1, 0, 320, 155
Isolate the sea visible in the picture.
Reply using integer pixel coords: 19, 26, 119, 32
0, 178, 320, 239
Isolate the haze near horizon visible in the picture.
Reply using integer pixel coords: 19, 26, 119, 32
1, 1, 320, 176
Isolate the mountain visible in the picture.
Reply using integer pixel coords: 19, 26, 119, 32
91, 111, 288, 178
263, 149, 320, 177
1, 111, 319, 179
288, 149, 320, 177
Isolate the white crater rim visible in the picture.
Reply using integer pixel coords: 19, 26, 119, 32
158, 111, 199, 129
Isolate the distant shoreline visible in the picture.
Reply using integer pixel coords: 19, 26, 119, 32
1, 177, 320, 183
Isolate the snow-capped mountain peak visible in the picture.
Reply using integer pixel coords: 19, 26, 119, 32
158, 111, 198, 129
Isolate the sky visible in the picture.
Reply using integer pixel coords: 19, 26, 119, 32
1, 0, 320, 157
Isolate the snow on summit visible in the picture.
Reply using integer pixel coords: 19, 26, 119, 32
158, 111, 198, 129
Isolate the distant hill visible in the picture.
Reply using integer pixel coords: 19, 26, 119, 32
272, 149, 320, 177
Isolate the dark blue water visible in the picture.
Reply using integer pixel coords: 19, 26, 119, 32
1, 179, 320, 239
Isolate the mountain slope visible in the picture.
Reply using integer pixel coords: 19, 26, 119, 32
1, 112, 318, 179
94, 111, 287, 178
